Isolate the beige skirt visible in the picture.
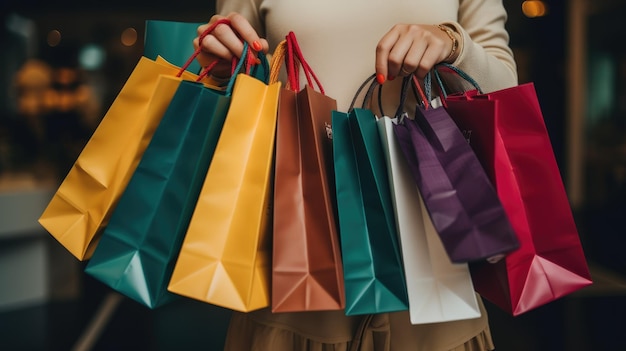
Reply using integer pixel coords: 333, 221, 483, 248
223, 295, 495, 351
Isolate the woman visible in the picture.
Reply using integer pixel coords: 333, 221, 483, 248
195, 1, 517, 350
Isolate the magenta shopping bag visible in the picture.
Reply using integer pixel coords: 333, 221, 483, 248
392, 75, 519, 263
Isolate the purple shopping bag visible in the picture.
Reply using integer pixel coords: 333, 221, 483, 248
392, 75, 519, 263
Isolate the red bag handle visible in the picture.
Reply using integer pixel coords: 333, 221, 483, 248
285, 35, 300, 89
177, 19, 258, 81
284, 32, 325, 94
195, 45, 254, 82
177, 19, 231, 77
285, 32, 309, 89
412, 75, 430, 110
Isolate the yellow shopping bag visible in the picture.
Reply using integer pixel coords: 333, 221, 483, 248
168, 49, 281, 312
38, 21, 228, 261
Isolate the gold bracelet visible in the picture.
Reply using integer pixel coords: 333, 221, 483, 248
437, 24, 458, 62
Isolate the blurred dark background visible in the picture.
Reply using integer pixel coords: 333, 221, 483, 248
1, 0, 625, 350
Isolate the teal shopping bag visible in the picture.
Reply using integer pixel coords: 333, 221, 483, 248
332, 76, 408, 315
144, 20, 204, 74
84, 41, 265, 309
84, 79, 230, 308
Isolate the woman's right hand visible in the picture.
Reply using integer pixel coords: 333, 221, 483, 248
194, 12, 269, 78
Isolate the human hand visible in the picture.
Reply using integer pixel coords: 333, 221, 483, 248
375, 24, 458, 83
194, 12, 270, 78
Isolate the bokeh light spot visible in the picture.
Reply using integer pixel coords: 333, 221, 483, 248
47, 30, 62, 47
121, 27, 138, 47
79, 44, 106, 70
522, 1, 548, 18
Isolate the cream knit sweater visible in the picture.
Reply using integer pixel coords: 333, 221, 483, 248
218, 0, 517, 111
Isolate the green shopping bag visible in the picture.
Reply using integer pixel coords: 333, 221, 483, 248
332, 75, 408, 315
144, 20, 204, 74
85, 39, 265, 309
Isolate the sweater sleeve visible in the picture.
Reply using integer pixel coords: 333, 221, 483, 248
443, 0, 518, 93
216, 0, 265, 36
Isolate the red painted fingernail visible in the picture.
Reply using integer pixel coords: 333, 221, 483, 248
376, 74, 386, 84
252, 41, 262, 51
388, 75, 396, 81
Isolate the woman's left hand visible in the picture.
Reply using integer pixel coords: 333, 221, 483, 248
375, 24, 458, 83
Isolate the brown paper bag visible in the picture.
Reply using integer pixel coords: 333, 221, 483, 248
271, 32, 345, 312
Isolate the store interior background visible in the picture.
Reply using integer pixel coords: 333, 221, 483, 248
1, 0, 625, 350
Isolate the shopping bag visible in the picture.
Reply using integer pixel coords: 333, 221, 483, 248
167, 46, 280, 313
332, 74, 408, 315
37, 19, 232, 261
437, 64, 592, 315
378, 115, 481, 324
82, 45, 253, 308
392, 75, 519, 264
271, 32, 345, 312
144, 19, 204, 74
38, 61, 195, 260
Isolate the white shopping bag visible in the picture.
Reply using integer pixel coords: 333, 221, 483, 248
377, 115, 481, 324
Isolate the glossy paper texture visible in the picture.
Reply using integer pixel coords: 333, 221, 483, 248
272, 86, 345, 312
393, 106, 519, 263
332, 108, 408, 316
445, 83, 593, 315
85, 80, 231, 308
378, 116, 480, 324
168, 72, 281, 312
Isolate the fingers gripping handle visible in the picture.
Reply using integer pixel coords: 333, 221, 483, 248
177, 19, 232, 78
